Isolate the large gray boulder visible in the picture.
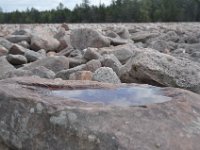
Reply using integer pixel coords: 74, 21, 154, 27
120, 49, 200, 94
21, 56, 69, 73
92, 67, 121, 84
71, 28, 110, 50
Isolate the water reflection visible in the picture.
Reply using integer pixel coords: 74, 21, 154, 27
51, 86, 171, 106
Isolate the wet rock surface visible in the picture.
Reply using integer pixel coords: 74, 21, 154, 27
0, 23, 200, 149
0, 77, 200, 150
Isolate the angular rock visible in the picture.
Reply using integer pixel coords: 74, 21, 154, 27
69, 57, 87, 68
115, 27, 130, 39
69, 50, 83, 58
21, 56, 69, 73
71, 28, 110, 50
55, 64, 86, 80
69, 71, 93, 81
54, 29, 72, 51
83, 48, 102, 61
7, 54, 27, 65
131, 31, 159, 43
24, 50, 44, 62
92, 67, 121, 84
30, 66, 55, 79
101, 54, 122, 75
85, 59, 102, 72
9, 44, 27, 55
0, 56, 15, 78
30, 35, 60, 52
120, 49, 200, 94
99, 44, 134, 64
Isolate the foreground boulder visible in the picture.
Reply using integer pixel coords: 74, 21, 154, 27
0, 56, 15, 78
71, 28, 110, 50
120, 49, 200, 94
21, 56, 69, 73
0, 77, 200, 150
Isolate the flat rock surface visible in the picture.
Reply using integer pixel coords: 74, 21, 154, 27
0, 77, 200, 150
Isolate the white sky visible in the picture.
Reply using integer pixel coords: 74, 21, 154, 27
0, 0, 111, 12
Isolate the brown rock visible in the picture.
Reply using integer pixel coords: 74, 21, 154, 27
69, 71, 93, 80
0, 45, 8, 56
0, 77, 200, 150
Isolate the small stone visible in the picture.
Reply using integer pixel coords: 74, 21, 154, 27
7, 54, 27, 65
92, 67, 121, 84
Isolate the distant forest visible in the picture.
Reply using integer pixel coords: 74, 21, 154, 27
0, 0, 200, 23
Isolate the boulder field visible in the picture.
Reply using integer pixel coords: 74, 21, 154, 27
0, 23, 200, 149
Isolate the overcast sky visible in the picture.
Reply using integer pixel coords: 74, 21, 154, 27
0, 0, 111, 12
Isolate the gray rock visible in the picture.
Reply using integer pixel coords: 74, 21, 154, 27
21, 56, 69, 73
54, 29, 72, 51
0, 37, 13, 50
83, 48, 102, 61
30, 34, 60, 52
55, 64, 86, 80
131, 31, 159, 43
69, 50, 83, 58
99, 44, 134, 64
71, 28, 110, 50
92, 67, 121, 84
30, 66, 55, 79
69, 57, 87, 68
24, 50, 44, 62
120, 49, 200, 94
37, 49, 47, 56
102, 54, 122, 75
6, 35, 31, 43
0, 56, 15, 78
85, 59, 102, 72
115, 27, 130, 39
2, 69, 32, 79
7, 54, 27, 65
18, 40, 30, 49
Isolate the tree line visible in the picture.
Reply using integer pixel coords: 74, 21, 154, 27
0, 0, 200, 23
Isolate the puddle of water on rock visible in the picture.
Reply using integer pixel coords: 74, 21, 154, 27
51, 86, 171, 106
